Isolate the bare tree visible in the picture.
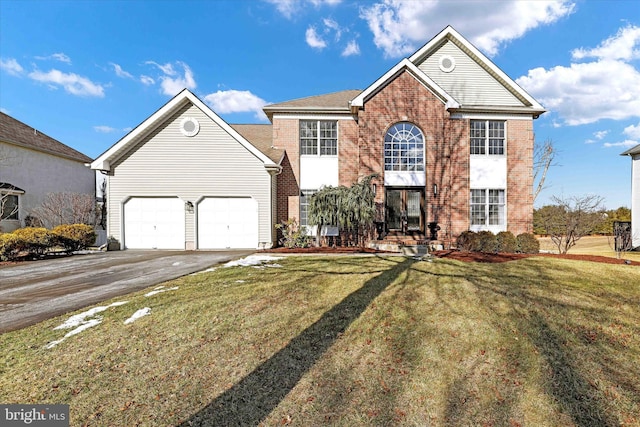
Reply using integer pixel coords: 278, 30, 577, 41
31, 192, 96, 228
536, 194, 606, 254
533, 138, 558, 202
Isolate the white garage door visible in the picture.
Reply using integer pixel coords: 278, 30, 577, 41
198, 197, 258, 249
124, 197, 184, 249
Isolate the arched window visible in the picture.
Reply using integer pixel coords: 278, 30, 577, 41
384, 122, 424, 171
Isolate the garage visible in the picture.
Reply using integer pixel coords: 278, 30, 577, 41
124, 197, 185, 249
198, 197, 258, 249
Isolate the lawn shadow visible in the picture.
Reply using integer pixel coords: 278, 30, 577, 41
179, 256, 416, 426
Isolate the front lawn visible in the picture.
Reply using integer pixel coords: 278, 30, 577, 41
1, 255, 639, 426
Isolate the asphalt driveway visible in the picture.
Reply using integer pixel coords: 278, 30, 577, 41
0, 250, 252, 333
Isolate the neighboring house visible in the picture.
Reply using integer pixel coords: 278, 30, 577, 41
266, 25, 544, 244
621, 144, 640, 249
0, 112, 95, 232
93, 26, 544, 250
91, 90, 282, 250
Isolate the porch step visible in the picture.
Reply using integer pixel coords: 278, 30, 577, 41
368, 241, 429, 255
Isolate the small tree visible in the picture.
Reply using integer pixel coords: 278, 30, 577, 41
535, 194, 606, 254
533, 138, 558, 202
31, 192, 96, 228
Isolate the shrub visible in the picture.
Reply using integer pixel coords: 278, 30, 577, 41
456, 231, 478, 252
0, 233, 28, 261
52, 224, 96, 252
476, 231, 498, 253
496, 231, 517, 253
11, 227, 55, 256
275, 218, 313, 249
516, 233, 540, 254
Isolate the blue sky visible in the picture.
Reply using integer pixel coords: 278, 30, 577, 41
1, 0, 639, 209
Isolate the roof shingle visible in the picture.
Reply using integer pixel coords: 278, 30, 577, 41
0, 112, 92, 163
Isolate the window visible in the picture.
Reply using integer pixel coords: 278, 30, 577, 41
384, 122, 425, 171
300, 189, 316, 227
470, 189, 505, 226
1, 194, 19, 220
300, 120, 337, 156
470, 120, 505, 155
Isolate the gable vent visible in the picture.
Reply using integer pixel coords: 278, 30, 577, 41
180, 117, 200, 137
439, 55, 456, 73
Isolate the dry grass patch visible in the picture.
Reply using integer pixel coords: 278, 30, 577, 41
1, 255, 639, 426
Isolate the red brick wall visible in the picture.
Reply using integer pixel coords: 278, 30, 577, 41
506, 119, 534, 235
338, 120, 359, 186
273, 118, 300, 226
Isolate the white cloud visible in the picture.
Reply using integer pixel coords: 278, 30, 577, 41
110, 62, 133, 79
594, 130, 609, 140
306, 26, 327, 49
266, 0, 341, 19
517, 25, 640, 126
36, 53, 72, 64
203, 89, 268, 120
359, 0, 575, 58
140, 75, 155, 85
28, 69, 105, 97
94, 125, 118, 133
146, 61, 196, 96
0, 58, 24, 76
603, 140, 639, 148
624, 122, 640, 139
342, 40, 361, 57
572, 24, 640, 61
323, 18, 342, 41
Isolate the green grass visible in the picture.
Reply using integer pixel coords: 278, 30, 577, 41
1, 255, 639, 426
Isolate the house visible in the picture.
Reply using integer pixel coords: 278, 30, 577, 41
0, 112, 95, 232
621, 144, 640, 249
93, 25, 544, 250
267, 25, 544, 245
90, 90, 282, 250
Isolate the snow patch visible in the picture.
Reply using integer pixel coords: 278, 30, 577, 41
46, 318, 102, 349
54, 301, 128, 330
144, 286, 179, 297
172, 261, 182, 266
224, 255, 283, 268
190, 267, 217, 276
124, 307, 151, 324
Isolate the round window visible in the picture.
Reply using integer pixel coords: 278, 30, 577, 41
180, 117, 200, 137
439, 55, 456, 73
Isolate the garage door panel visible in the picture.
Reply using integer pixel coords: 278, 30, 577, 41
198, 197, 258, 249
124, 197, 184, 249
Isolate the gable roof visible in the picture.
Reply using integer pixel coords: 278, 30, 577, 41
350, 58, 460, 111
230, 124, 283, 164
263, 90, 361, 120
408, 26, 545, 115
0, 112, 92, 163
621, 144, 640, 156
91, 89, 281, 172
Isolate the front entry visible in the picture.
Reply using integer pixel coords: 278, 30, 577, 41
385, 188, 424, 234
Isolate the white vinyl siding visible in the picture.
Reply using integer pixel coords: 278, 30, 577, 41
416, 39, 524, 107
107, 103, 274, 249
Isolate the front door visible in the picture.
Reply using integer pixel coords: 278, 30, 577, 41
385, 188, 424, 233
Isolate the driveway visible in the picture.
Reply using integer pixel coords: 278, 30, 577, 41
0, 250, 252, 333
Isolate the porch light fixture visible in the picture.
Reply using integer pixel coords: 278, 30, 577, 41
185, 201, 194, 213
433, 184, 438, 196
373, 183, 377, 194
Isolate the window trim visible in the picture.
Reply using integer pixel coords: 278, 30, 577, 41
470, 188, 506, 229
384, 122, 425, 172
299, 120, 338, 157
470, 120, 506, 156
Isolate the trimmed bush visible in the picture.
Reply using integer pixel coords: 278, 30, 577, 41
11, 227, 55, 256
456, 231, 478, 252
0, 233, 28, 261
496, 231, 517, 253
516, 233, 540, 254
52, 224, 96, 252
476, 231, 498, 253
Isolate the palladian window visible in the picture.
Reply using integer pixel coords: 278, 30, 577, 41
384, 122, 425, 171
